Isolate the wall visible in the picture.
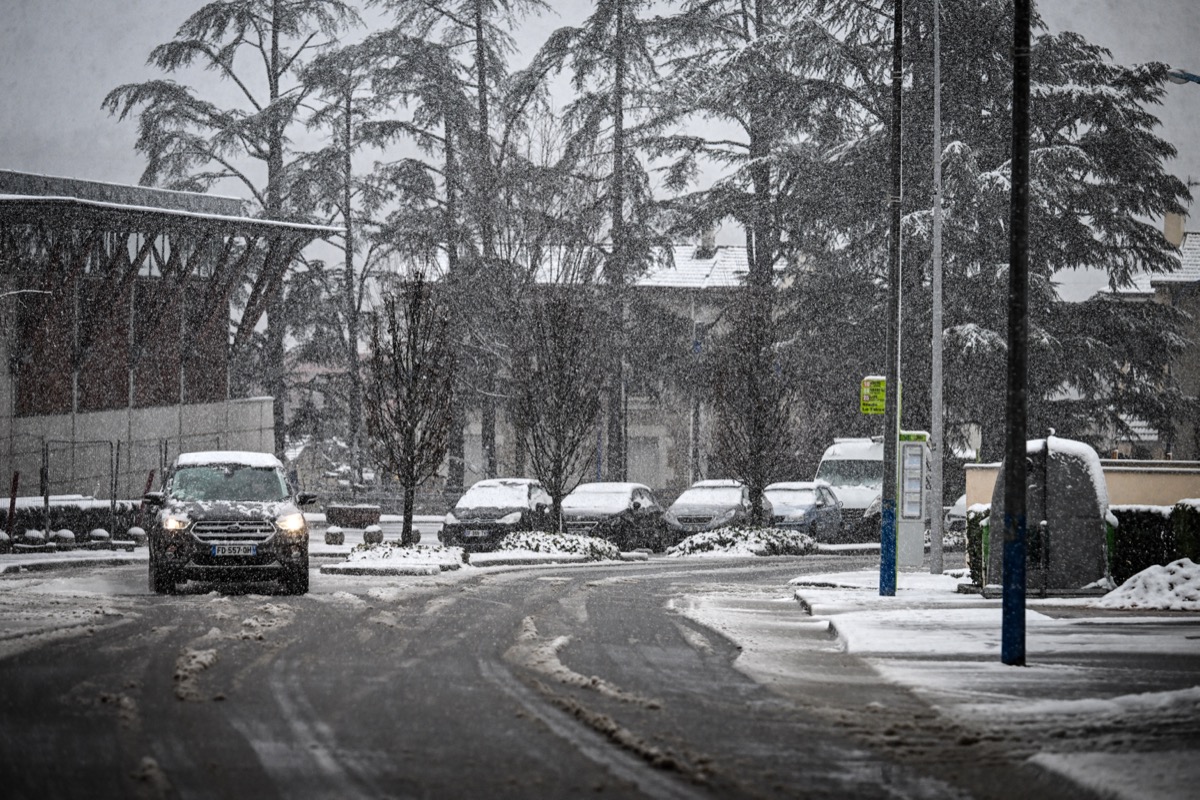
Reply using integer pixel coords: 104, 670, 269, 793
3, 397, 274, 499
966, 459, 1200, 510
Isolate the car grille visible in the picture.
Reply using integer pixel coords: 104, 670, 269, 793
191, 520, 276, 544
565, 521, 596, 534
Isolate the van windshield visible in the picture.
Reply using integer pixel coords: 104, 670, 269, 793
816, 460, 882, 489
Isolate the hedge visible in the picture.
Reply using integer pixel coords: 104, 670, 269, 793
967, 501, 1200, 588
0, 500, 142, 543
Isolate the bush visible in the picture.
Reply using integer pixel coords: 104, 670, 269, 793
1109, 505, 1179, 585
1174, 499, 1200, 564
0, 500, 141, 542
665, 526, 817, 557
498, 531, 620, 561
966, 507, 989, 587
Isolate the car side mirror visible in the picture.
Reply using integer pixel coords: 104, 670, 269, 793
296, 492, 318, 506
142, 491, 164, 507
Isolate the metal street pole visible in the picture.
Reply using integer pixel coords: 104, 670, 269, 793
930, 0, 945, 575
880, 0, 904, 597
1001, 0, 1032, 667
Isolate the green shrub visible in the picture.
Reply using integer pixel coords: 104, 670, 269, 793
1108, 505, 1179, 585
966, 506, 989, 587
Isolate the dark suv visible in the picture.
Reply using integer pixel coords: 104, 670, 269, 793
143, 451, 316, 594
439, 478, 554, 551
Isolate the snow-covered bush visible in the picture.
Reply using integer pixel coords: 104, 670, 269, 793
324, 525, 345, 545
665, 526, 818, 557
348, 540, 464, 564
497, 531, 620, 561
363, 524, 383, 545
1096, 558, 1200, 611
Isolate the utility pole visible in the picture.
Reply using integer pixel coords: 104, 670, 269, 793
880, 0, 904, 597
1001, 0, 1032, 666
930, 0, 945, 575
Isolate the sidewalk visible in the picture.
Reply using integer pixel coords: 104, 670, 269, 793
787, 568, 1200, 800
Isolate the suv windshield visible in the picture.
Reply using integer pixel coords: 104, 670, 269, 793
169, 465, 289, 502
815, 460, 882, 489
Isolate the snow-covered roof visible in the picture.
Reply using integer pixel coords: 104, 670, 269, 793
1110, 230, 1200, 295
637, 245, 756, 289
174, 451, 283, 469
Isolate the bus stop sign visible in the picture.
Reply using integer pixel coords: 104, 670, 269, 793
860, 376, 886, 415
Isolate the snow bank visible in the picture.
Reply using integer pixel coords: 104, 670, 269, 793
1096, 558, 1200, 611
665, 526, 817, 557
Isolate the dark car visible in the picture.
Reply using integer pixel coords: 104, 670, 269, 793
143, 451, 316, 595
439, 478, 554, 551
561, 482, 684, 552
764, 481, 843, 540
667, 479, 770, 534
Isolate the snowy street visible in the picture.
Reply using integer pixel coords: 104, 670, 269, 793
0, 552, 1197, 798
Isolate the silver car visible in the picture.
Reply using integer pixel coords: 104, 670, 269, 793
764, 481, 843, 540
667, 479, 770, 533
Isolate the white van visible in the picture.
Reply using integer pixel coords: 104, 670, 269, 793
815, 434, 931, 541
814, 438, 883, 540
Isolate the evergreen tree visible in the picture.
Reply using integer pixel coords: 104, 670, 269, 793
102, 0, 360, 458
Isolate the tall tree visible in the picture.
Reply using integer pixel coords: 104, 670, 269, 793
365, 275, 457, 543
375, 0, 550, 485
290, 37, 422, 483
103, 0, 359, 458
532, 0, 668, 482
654, 0, 885, 518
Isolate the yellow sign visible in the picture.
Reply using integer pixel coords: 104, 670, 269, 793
860, 376, 886, 415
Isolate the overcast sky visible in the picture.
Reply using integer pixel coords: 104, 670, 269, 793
2, 0, 1198, 226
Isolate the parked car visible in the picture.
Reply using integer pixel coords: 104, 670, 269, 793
764, 481, 843, 541
561, 482, 683, 552
439, 478, 554, 551
143, 451, 317, 595
944, 494, 967, 534
667, 479, 769, 534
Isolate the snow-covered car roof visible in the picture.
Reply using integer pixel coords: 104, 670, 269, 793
562, 482, 650, 513
821, 439, 883, 460
690, 479, 743, 488
456, 478, 542, 508
174, 451, 283, 469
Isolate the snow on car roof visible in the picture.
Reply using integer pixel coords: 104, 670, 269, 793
766, 482, 821, 491
570, 482, 649, 494
691, 479, 742, 488
174, 451, 283, 469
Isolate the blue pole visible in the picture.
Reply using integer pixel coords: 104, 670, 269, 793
879, 0, 903, 598
1167, 67, 1200, 85
1001, 0, 1031, 666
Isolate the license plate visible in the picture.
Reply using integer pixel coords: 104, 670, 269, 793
463, 530, 490, 538
212, 544, 256, 556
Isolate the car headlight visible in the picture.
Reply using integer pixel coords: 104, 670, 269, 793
499, 511, 523, 525
276, 512, 307, 533
444, 511, 459, 525
162, 514, 190, 531
714, 508, 738, 525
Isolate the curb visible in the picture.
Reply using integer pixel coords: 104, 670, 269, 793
0, 555, 146, 574
320, 562, 461, 576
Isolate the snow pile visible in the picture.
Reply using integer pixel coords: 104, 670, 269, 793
348, 541, 465, 566
496, 531, 620, 561
1096, 558, 1200, 611
665, 526, 817, 558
